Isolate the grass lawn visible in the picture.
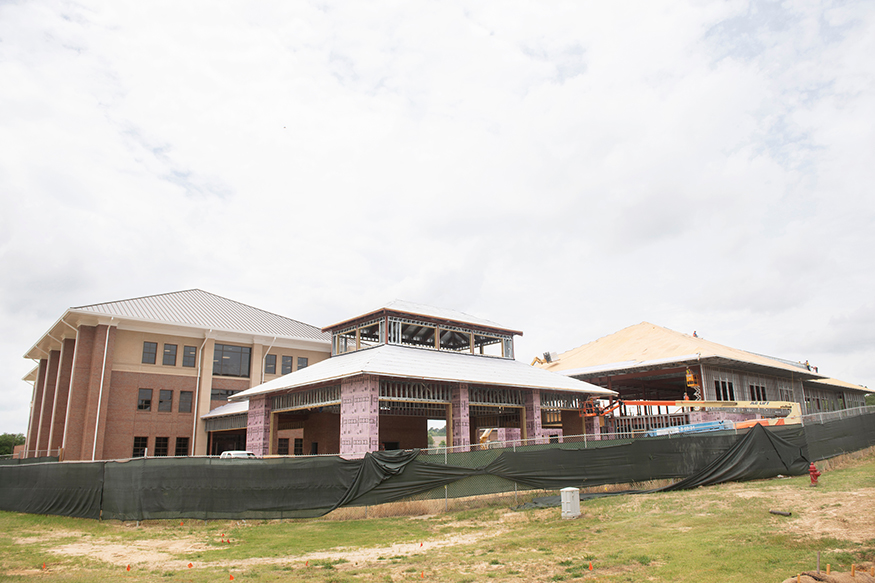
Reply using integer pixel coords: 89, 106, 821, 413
1, 447, 873, 582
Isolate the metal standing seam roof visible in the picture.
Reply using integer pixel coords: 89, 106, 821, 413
539, 322, 823, 378
71, 289, 329, 343
323, 300, 522, 335
230, 343, 616, 402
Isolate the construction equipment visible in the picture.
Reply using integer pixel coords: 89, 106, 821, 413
580, 398, 802, 428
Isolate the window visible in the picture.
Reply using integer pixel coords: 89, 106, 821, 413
277, 438, 289, 455
294, 438, 303, 456
211, 388, 241, 400
212, 344, 251, 377
778, 387, 794, 402
282, 355, 293, 375
179, 391, 193, 413
158, 390, 173, 412
133, 436, 148, 457
714, 380, 734, 401
297, 357, 308, 370
163, 344, 177, 366
154, 437, 169, 456
310, 442, 318, 455
265, 354, 276, 375
182, 346, 197, 367
175, 437, 189, 457
749, 384, 766, 401
138, 388, 153, 411
142, 341, 157, 364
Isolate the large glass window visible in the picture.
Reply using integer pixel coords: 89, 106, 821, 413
137, 388, 152, 411
212, 344, 251, 378
132, 436, 148, 457
163, 344, 177, 366
265, 354, 276, 374
158, 390, 173, 412
182, 346, 197, 367
154, 437, 169, 456
179, 391, 193, 413
297, 357, 308, 370
142, 341, 157, 364
282, 355, 293, 375
277, 438, 290, 455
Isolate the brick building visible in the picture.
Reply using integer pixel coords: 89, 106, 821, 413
21, 290, 330, 460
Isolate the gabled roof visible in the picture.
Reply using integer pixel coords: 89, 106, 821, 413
231, 343, 615, 401
323, 300, 522, 336
71, 289, 328, 342
539, 322, 822, 379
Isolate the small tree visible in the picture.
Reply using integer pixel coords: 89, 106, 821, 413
0, 433, 25, 456
866, 393, 875, 407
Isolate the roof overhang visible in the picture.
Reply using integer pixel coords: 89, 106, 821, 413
24, 308, 330, 361
560, 354, 823, 382
231, 344, 614, 402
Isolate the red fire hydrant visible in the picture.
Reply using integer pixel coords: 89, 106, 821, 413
809, 462, 821, 487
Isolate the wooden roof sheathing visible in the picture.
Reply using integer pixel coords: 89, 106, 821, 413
539, 322, 820, 378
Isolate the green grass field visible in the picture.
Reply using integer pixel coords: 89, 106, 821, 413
2, 448, 873, 582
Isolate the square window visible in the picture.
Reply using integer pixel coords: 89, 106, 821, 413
174, 437, 189, 457
297, 357, 308, 370
281, 355, 293, 375
138, 388, 153, 411
142, 341, 157, 364
158, 390, 173, 412
277, 438, 289, 455
154, 437, 169, 456
133, 436, 148, 457
163, 344, 177, 366
265, 354, 276, 375
182, 346, 197, 367
179, 391, 193, 413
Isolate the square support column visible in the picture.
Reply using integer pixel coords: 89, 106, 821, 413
25, 359, 48, 458
451, 383, 470, 452
340, 375, 380, 457
246, 395, 272, 456
49, 338, 76, 457
524, 389, 545, 444
35, 350, 61, 456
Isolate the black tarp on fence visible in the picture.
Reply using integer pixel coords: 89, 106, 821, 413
0, 412, 871, 521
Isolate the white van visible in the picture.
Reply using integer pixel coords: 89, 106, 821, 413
219, 450, 257, 459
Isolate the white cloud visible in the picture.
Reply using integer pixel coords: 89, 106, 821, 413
2, 0, 874, 433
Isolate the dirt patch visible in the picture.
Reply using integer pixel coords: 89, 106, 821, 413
780, 563, 875, 582
735, 486, 875, 544
48, 537, 215, 569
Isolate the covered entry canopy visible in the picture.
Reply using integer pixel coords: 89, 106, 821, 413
230, 343, 616, 457
232, 343, 616, 401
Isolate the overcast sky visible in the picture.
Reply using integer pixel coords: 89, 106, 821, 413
2, 1, 873, 435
